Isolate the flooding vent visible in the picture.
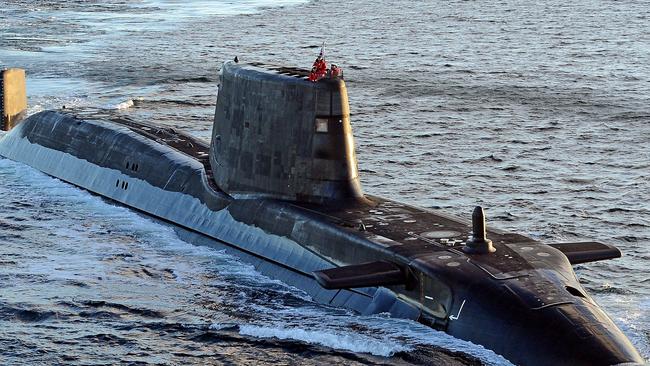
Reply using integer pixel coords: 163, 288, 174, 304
1, 68, 28, 131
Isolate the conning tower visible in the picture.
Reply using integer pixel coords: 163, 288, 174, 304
210, 61, 364, 203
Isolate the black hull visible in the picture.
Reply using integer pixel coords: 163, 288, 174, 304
0, 110, 419, 318
0, 110, 643, 366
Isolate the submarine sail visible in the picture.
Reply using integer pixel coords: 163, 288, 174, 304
211, 62, 364, 203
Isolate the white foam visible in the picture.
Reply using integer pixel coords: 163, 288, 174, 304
596, 293, 650, 361
239, 324, 411, 357
363, 316, 514, 365
209, 323, 238, 331
145, 0, 308, 18
113, 99, 134, 110
235, 302, 513, 365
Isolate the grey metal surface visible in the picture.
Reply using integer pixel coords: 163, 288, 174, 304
210, 61, 364, 204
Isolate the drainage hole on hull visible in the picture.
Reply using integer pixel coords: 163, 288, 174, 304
115, 179, 119, 187
121, 181, 125, 189
125, 182, 129, 190
566, 286, 586, 298
126, 162, 130, 169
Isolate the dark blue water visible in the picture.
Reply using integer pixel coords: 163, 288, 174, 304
1, 0, 648, 364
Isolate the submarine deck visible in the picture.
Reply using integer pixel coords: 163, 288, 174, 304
293, 197, 544, 281
69, 109, 223, 194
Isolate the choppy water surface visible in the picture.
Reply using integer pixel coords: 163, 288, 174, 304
1, 0, 648, 364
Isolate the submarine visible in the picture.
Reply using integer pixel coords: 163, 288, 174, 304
0, 64, 645, 366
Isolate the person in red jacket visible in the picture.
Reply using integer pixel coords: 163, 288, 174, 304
308, 50, 328, 82
330, 64, 341, 78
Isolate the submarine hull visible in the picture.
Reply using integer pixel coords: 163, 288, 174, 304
0, 110, 420, 318
0, 60, 643, 365
0, 110, 643, 366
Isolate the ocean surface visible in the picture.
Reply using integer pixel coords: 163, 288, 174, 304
1, 0, 648, 364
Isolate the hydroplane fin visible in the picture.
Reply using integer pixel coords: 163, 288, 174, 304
313, 261, 406, 289
547, 241, 621, 264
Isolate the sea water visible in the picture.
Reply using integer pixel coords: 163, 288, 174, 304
1, 0, 648, 364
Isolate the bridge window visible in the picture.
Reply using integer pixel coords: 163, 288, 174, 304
315, 118, 328, 133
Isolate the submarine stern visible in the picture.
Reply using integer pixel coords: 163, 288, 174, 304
210, 61, 364, 204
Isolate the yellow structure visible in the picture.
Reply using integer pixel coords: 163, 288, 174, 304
1, 68, 27, 131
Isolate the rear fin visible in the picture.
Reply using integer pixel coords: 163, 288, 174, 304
547, 241, 621, 264
313, 261, 407, 289
1, 68, 28, 131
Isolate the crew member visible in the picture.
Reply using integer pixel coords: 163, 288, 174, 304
308, 53, 327, 82
330, 64, 341, 78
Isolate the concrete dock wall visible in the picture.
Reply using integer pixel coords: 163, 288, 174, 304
1, 68, 28, 131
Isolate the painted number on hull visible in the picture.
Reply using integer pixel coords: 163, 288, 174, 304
449, 299, 466, 321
